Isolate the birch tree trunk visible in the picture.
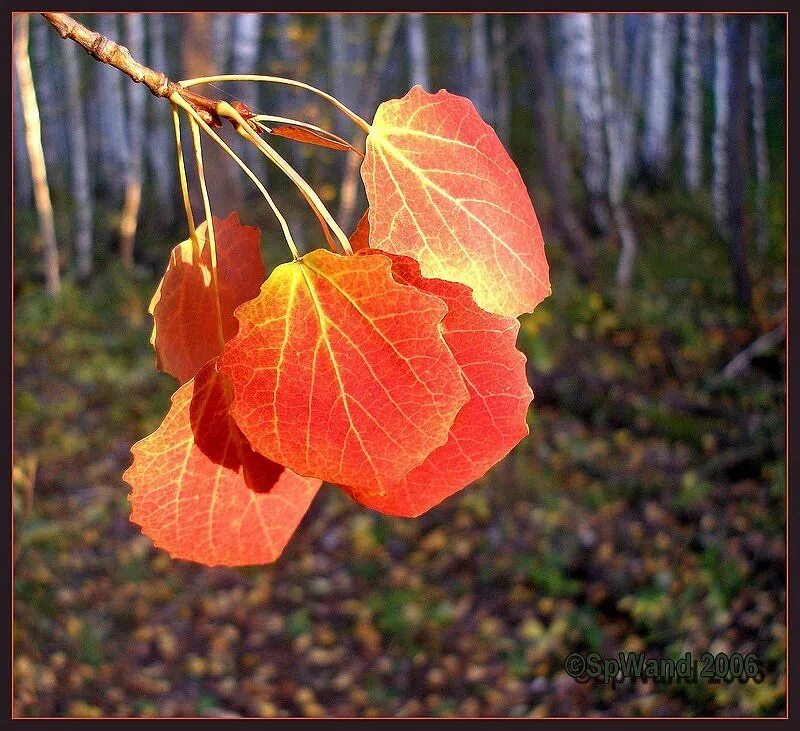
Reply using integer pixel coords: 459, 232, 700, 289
182, 14, 243, 218
31, 17, 65, 191
212, 13, 233, 73
14, 13, 60, 295
620, 14, 647, 179
682, 14, 703, 192
491, 16, 511, 146
336, 14, 401, 233
559, 14, 610, 233
61, 31, 93, 277
470, 14, 494, 125
641, 13, 677, 183
525, 15, 595, 282
231, 13, 265, 182
120, 14, 145, 269
13, 72, 33, 209
95, 14, 129, 198
447, 16, 470, 96
328, 14, 350, 139
712, 15, 730, 234
726, 16, 753, 310
406, 14, 429, 90
595, 14, 639, 290
146, 14, 175, 219
749, 16, 770, 256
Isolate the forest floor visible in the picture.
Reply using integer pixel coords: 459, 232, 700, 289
13, 192, 786, 717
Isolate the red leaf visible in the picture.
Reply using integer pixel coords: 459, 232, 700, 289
218, 248, 469, 493
362, 86, 550, 318
149, 212, 265, 384
270, 123, 359, 153
124, 360, 321, 566
342, 251, 533, 516
349, 209, 371, 252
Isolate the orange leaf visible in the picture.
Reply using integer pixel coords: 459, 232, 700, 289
270, 124, 359, 153
149, 212, 265, 384
349, 209, 371, 252
124, 360, 321, 566
362, 86, 550, 318
342, 251, 532, 516
218, 248, 469, 493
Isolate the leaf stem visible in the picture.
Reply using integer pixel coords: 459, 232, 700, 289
171, 92, 300, 260
219, 101, 353, 256
188, 114, 227, 350
172, 105, 197, 250
179, 74, 372, 134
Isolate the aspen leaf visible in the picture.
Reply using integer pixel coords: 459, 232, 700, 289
349, 209, 371, 252
269, 123, 359, 153
218, 248, 469, 493
362, 86, 550, 318
124, 360, 321, 567
149, 212, 265, 384
342, 251, 533, 516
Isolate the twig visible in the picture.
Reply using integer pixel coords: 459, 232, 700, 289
711, 321, 786, 386
40, 12, 255, 129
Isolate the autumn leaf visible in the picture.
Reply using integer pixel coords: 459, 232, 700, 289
342, 251, 532, 516
218, 248, 469, 493
124, 360, 321, 567
269, 123, 361, 154
349, 209, 371, 252
149, 212, 265, 384
362, 86, 550, 318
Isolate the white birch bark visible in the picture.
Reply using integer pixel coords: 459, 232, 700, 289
595, 15, 638, 290
560, 14, 610, 232
31, 17, 65, 191
13, 74, 33, 209
642, 13, 677, 181
406, 13, 429, 90
95, 14, 129, 196
61, 34, 94, 277
622, 14, 647, 179
212, 13, 233, 72
712, 15, 730, 233
470, 14, 494, 125
328, 14, 350, 139
14, 13, 60, 295
749, 16, 770, 255
491, 15, 510, 145
682, 14, 703, 192
120, 14, 145, 268
337, 14, 401, 232
231, 13, 264, 180
145, 14, 175, 217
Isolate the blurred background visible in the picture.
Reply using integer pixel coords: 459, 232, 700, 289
13, 12, 786, 717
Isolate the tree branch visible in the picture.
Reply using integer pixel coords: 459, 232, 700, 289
40, 12, 255, 129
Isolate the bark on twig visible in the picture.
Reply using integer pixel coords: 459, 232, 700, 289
40, 11, 254, 129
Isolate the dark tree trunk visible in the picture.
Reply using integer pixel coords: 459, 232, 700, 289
181, 14, 243, 219
525, 15, 596, 283
726, 16, 753, 310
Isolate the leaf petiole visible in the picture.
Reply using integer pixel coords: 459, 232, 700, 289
219, 100, 353, 256
188, 113, 227, 351
171, 91, 300, 260
178, 74, 371, 134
